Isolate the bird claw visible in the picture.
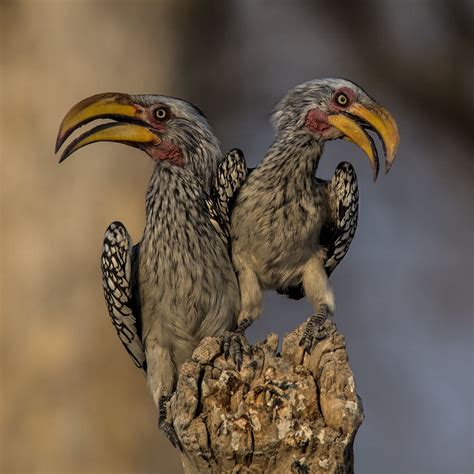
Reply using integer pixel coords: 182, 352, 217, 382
158, 395, 182, 451
159, 420, 182, 451
221, 329, 250, 371
299, 311, 329, 354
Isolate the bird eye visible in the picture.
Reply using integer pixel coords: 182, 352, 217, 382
335, 92, 349, 107
155, 107, 169, 120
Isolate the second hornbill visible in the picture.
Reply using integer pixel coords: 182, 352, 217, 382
230, 78, 399, 351
55, 93, 247, 447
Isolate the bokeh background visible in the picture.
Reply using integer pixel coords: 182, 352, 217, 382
1, 0, 472, 472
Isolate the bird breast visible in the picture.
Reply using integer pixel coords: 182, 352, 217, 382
139, 167, 240, 349
232, 181, 327, 289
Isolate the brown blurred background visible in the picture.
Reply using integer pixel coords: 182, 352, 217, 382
1, 1, 472, 472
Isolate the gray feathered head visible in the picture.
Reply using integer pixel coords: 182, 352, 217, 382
55, 93, 221, 189
272, 78, 399, 177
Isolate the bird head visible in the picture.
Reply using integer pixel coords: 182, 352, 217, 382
272, 78, 399, 180
55, 93, 221, 188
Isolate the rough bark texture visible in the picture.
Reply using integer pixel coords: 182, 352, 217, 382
169, 319, 364, 473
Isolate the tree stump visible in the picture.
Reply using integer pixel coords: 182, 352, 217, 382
169, 319, 364, 473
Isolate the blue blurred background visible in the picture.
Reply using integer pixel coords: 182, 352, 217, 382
2, 1, 472, 472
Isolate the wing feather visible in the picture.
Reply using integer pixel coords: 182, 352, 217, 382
101, 221, 146, 370
323, 161, 359, 276
208, 148, 248, 248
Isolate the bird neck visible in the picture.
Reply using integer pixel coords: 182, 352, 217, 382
144, 163, 205, 226
259, 132, 323, 181
167, 126, 222, 192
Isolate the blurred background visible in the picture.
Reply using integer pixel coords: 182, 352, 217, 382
1, 0, 472, 472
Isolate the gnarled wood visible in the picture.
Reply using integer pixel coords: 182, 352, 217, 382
169, 319, 364, 473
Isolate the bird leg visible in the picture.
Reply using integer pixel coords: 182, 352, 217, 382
146, 343, 181, 449
236, 317, 253, 334
158, 393, 182, 451
221, 329, 250, 371
236, 265, 263, 330
299, 304, 329, 353
300, 254, 335, 353
221, 265, 261, 369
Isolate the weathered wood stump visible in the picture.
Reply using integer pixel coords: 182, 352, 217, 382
169, 319, 364, 473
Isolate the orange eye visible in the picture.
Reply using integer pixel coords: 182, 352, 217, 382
335, 92, 349, 106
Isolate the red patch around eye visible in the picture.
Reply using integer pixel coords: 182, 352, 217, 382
331, 87, 356, 109
305, 109, 330, 134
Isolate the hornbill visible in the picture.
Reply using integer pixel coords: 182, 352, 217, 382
55, 93, 247, 447
230, 78, 399, 351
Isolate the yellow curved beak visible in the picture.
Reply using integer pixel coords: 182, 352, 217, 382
327, 114, 379, 180
327, 102, 399, 179
55, 93, 161, 163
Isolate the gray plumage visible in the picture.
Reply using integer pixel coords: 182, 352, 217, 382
230, 78, 396, 348
57, 93, 245, 447
277, 162, 359, 300
99, 97, 240, 396
138, 158, 240, 400
231, 133, 338, 327
102, 160, 242, 379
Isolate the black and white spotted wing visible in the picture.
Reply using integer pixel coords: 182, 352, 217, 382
209, 148, 248, 247
101, 221, 146, 370
322, 161, 359, 276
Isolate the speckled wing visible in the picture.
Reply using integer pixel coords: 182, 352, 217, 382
209, 148, 248, 246
101, 221, 146, 370
322, 161, 359, 276
277, 161, 359, 300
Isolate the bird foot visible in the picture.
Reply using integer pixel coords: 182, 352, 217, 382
299, 308, 329, 354
236, 317, 253, 335
158, 394, 182, 451
221, 325, 251, 370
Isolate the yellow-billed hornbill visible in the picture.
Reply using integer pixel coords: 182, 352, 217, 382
55, 93, 247, 447
230, 78, 399, 351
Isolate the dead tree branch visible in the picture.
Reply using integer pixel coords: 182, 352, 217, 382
169, 319, 364, 473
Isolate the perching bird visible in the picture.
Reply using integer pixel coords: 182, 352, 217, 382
230, 78, 399, 350
55, 93, 247, 447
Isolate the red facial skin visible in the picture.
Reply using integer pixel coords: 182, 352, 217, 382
148, 140, 184, 167
138, 103, 184, 166
304, 87, 357, 140
305, 108, 331, 136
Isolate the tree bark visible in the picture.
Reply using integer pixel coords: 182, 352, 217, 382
169, 319, 364, 473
